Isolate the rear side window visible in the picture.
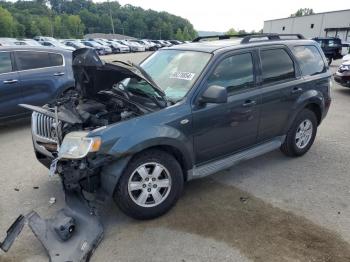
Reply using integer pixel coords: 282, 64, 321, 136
207, 53, 254, 94
260, 49, 295, 85
0, 52, 13, 74
292, 46, 326, 76
49, 53, 64, 66
16, 51, 63, 70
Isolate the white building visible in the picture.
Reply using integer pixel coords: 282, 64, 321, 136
263, 9, 350, 42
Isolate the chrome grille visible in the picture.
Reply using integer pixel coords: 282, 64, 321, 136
32, 112, 58, 142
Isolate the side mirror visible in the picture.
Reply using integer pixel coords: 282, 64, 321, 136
199, 85, 227, 104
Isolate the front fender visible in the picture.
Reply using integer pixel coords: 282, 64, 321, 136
98, 124, 194, 196
283, 90, 325, 133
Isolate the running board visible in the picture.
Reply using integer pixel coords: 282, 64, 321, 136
188, 136, 285, 180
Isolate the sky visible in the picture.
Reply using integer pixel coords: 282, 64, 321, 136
114, 0, 350, 32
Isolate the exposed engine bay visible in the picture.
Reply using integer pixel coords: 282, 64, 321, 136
0, 48, 169, 261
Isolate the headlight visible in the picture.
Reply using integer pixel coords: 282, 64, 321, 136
58, 132, 101, 159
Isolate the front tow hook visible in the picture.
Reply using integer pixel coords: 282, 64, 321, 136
0, 190, 104, 262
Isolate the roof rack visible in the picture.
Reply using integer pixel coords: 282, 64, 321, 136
192, 33, 305, 44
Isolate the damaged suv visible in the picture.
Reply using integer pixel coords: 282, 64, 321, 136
24, 34, 331, 220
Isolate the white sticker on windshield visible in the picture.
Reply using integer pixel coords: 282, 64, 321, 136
170, 72, 195, 81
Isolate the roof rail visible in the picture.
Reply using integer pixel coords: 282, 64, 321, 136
192, 33, 305, 43
192, 34, 253, 42
240, 34, 305, 44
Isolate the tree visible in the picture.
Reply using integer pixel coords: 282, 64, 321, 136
0, 7, 17, 37
226, 28, 237, 35
175, 28, 183, 41
290, 8, 314, 17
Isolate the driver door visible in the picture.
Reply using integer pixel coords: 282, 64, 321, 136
192, 51, 261, 165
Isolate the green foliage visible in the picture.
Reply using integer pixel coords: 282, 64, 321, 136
0, 0, 197, 40
0, 6, 17, 37
226, 28, 237, 35
290, 8, 314, 17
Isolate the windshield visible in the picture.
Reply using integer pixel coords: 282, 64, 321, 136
139, 50, 211, 101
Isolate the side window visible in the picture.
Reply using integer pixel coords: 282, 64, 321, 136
48, 53, 64, 67
0, 52, 13, 74
260, 49, 295, 85
207, 53, 254, 94
292, 46, 326, 76
16, 51, 51, 70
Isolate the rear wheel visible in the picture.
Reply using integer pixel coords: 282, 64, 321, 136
114, 149, 184, 220
281, 109, 317, 157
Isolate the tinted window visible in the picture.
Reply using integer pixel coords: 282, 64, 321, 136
16, 51, 51, 70
49, 53, 63, 66
207, 53, 254, 94
261, 49, 295, 84
0, 52, 12, 74
292, 46, 325, 76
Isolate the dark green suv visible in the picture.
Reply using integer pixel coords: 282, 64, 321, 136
26, 34, 331, 220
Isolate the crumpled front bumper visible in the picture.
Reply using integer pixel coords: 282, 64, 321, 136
0, 190, 104, 262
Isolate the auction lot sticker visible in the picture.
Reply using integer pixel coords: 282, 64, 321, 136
170, 72, 195, 81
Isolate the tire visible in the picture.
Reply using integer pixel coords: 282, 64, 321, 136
114, 149, 184, 220
280, 109, 317, 157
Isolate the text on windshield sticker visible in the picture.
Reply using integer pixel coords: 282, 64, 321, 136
170, 72, 195, 81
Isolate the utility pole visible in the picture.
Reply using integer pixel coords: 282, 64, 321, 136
159, 29, 161, 40
107, 0, 115, 34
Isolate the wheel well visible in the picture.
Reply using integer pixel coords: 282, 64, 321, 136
136, 145, 190, 181
305, 103, 322, 125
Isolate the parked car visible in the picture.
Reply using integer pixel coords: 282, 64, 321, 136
129, 40, 157, 51
87, 39, 113, 54
0, 46, 74, 121
81, 40, 106, 55
0, 38, 17, 46
63, 40, 86, 50
114, 40, 145, 52
334, 60, 350, 87
23, 34, 331, 220
312, 37, 344, 65
150, 40, 167, 48
168, 40, 183, 45
95, 39, 130, 53
40, 40, 76, 51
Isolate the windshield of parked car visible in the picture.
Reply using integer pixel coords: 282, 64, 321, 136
139, 50, 211, 101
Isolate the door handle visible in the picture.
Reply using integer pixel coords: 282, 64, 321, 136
242, 100, 257, 107
53, 72, 65, 76
291, 87, 303, 94
3, 79, 18, 84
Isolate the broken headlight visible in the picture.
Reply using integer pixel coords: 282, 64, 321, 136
58, 131, 101, 159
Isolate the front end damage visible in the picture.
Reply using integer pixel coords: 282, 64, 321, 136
1, 191, 103, 262
1, 48, 166, 261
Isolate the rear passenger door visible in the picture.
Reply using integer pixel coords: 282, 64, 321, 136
0, 51, 23, 118
15, 51, 66, 107
257, 46, 304, 142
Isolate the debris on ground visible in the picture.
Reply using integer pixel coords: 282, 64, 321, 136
33, 186, 39, 190
49, 197, 56, 205
240, 196, 249, 203
14, 188, 19, 192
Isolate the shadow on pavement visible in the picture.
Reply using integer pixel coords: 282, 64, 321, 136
104, 177, 350, 262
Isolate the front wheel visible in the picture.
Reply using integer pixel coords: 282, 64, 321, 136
280, 109, 317, 157
114, 150, 184, 220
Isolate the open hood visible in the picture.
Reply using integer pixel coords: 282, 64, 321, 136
72, 48, 165, 99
